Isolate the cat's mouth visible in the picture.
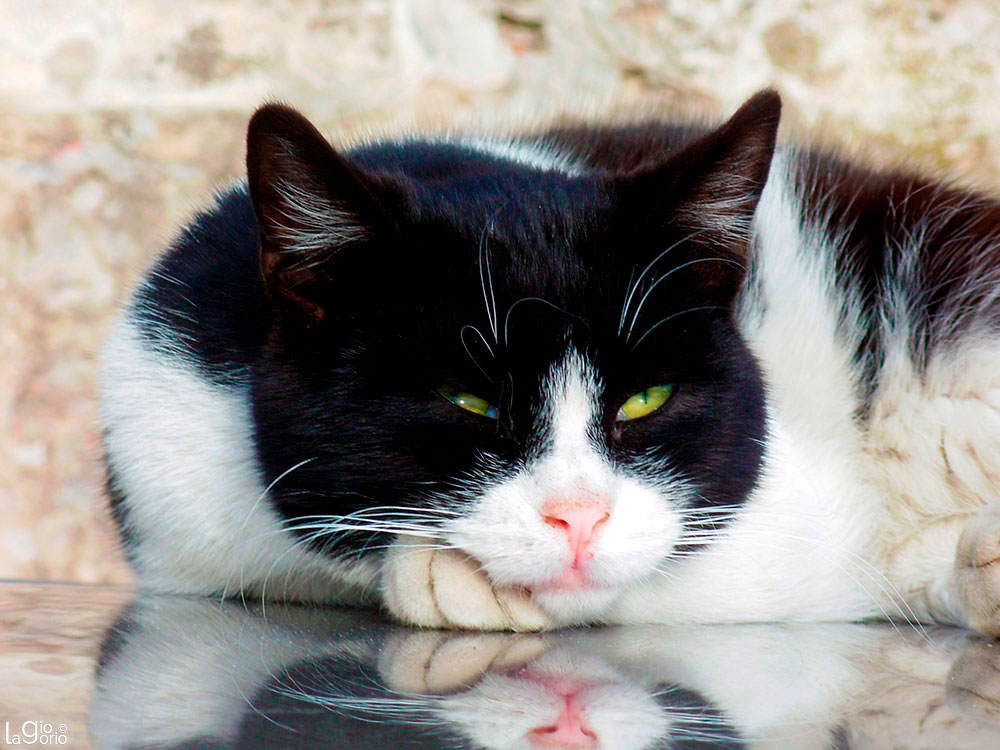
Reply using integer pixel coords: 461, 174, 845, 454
528, 579, 622, 624
530, 563, 602, 592
518, 556, 625, 623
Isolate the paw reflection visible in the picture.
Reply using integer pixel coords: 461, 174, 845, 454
378, 630, 547, 694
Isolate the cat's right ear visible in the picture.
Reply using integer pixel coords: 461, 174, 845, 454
246, 103, 390, 323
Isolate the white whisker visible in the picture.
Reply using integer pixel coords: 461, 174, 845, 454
619, 228, 710, 337
626, 257, 741, 341
478, 224, 499, 345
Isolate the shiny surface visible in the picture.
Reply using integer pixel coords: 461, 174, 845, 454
0, 584, 131, 750
6, 583, 1000, 748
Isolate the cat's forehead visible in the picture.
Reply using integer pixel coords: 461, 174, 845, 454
406, 196, 619, 307
343, 142, 715, 371
410, 179, 608, 260
360, 144, 608, 256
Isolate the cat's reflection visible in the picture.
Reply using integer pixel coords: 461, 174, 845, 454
90, 597, 1000, 749
367, 629, 739, 749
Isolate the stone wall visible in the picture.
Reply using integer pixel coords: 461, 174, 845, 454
3, 0, 1000, 583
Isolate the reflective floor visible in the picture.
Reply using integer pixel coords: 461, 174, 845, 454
7, 583, 1000, 749
86, 594, 1000, 749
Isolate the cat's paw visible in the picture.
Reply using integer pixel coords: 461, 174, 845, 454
954, 507, 1000, 635
947, 638, 1000, 729
382, 535, 554, 631
378, 630, 548, 694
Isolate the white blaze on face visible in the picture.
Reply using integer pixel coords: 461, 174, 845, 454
532, 350, 613, 502
447, 349, 687, 625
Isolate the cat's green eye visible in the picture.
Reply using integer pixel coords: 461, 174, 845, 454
616, 385, 674, 422
438, 386, 499, 419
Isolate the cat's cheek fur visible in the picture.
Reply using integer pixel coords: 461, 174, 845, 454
607, 422, 880, 625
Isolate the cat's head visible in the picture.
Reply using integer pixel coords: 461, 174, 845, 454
246, 92, 780, 624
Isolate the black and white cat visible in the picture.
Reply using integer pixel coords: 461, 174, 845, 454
99, 90, 1000, 633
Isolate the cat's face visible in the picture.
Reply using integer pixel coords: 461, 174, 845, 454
247, 94, 779, 623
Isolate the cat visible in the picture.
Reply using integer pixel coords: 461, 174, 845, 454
99, 89, 1000, 634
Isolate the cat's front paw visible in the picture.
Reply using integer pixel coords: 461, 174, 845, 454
954, 506, 1000, 635
382, 535, 554, 631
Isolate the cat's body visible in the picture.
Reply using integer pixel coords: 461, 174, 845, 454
99, 91, 1000, 633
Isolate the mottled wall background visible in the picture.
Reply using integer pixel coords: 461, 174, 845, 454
3, 0, 1000, 584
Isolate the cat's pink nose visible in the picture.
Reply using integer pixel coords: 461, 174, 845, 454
542, 501, 610, 564
529, 695, 597, 748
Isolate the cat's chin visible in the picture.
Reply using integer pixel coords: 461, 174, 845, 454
529, 583, 622, 625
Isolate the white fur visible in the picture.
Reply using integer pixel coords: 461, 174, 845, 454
406, 134, 584, 175
99, 315, 378, 602
273, 172, 369, 257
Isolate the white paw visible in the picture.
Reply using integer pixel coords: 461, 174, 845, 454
382, 535, 553, 631
954, 506, 1000, 635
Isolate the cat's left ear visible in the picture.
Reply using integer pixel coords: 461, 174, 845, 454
246, 103, 394, 323
624, 89, 781, 250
